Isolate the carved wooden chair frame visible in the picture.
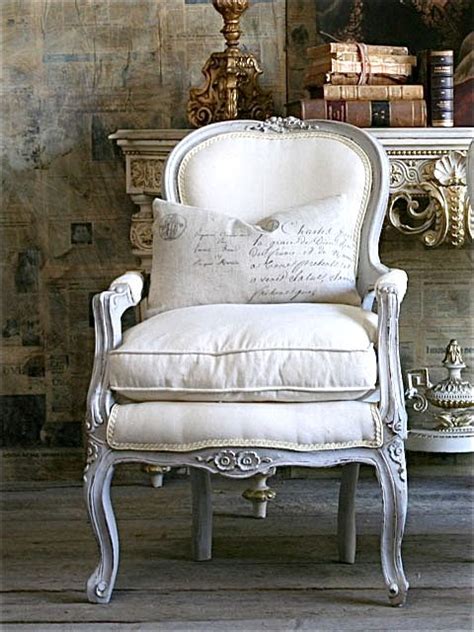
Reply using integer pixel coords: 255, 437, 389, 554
84, 117, 409, 606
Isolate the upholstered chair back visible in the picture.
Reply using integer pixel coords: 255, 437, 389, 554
163, 120, 390, 298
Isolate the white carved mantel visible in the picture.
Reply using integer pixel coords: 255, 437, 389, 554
110, 126, 474, 456
110, 126, 474, 271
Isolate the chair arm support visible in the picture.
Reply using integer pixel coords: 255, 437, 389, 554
376, 269, 408, 438
86, 272, 144, 436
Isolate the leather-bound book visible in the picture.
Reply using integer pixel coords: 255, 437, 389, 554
308, 84, 424, 101
430, 50, 454, 127
454, 78, 474, 126
306, 59, 415, 77
304, 72, 408, 87
306, 43, 409, 59
417, 50, 454, 126
287, 99, 427, 127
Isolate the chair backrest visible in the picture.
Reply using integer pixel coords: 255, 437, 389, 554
163, 118, 390, 297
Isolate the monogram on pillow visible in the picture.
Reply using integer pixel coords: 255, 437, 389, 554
147, 195, 362, 316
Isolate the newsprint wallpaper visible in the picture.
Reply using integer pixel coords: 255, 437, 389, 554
1, 0, 472, 451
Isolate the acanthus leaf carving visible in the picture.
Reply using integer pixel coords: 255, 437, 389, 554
129, 159, 164, 191
388, 150, 472, 248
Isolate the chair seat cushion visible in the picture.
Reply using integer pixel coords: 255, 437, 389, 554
106, 401, 383, 452
108, 303, 378, 403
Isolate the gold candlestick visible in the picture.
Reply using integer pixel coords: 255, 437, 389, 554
187, 0, 273, 127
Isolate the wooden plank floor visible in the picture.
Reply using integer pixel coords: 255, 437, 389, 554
1, 473, 473, 631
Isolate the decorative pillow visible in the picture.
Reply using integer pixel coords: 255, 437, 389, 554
147, 195, 362, 316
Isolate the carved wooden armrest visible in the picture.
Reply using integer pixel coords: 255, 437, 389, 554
375, 269, 408, 303
86, 271, 144, 436
109, 271, 145, 305
375, 268, 408, 438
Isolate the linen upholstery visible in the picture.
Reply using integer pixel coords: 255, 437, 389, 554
106, 400, 383, 451
177, 132, 371, 224
147, 195, 361, 316
108, 303, 378, 403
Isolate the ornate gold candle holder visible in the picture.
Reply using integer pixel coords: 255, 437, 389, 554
187, 0, 273, 127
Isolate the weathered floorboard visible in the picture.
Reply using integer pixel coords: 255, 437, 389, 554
1, 476, 473, 630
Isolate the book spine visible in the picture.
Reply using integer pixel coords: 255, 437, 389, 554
304, 72, 409, 87
307, 60, 414, 76
307, 43, 409, 57
312, 52, 417, 65
310, 84, 424, 100
287, 99, 427, 127
430, 50, 454, 127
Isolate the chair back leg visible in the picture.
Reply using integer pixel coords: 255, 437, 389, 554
191, 468, 213, 561
337, 462, 360, 564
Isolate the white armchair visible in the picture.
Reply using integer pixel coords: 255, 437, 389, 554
84, 117, 409, 606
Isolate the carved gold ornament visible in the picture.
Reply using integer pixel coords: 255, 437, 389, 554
187, 0, 273, 127
388, 151, 472, 247
130, 217, 153, 252
130, 159, 164, 191
435, 412, 473, 430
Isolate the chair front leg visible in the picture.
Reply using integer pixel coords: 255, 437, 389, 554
337, 462, 360, 564
190, 468, 213, 561
375, 437, 409, 606
242, 467, 276, 519
84, 446, 119, 604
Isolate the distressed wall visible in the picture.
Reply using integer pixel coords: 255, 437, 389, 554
0, 0, 286, 446
1, 0, 472, 451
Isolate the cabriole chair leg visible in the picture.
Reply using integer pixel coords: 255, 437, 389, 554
84, 451, 119, 604
191, 468, 213, 561
337, 462, 360, 564
376, 438, 409, 606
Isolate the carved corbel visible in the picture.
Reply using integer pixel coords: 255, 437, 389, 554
128, 158, 164, 193
124, 157, 164, 267
129, 195, 154, 254
389, 151, 472, 247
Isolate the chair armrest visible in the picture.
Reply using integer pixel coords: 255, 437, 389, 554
375, 269, 408, 303
375, 268, 408, 438
109, 271, 145, 305
86, 271, 144, 434
95, 269, 144, 359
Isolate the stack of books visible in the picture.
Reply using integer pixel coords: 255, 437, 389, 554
287, 43, 427, 127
